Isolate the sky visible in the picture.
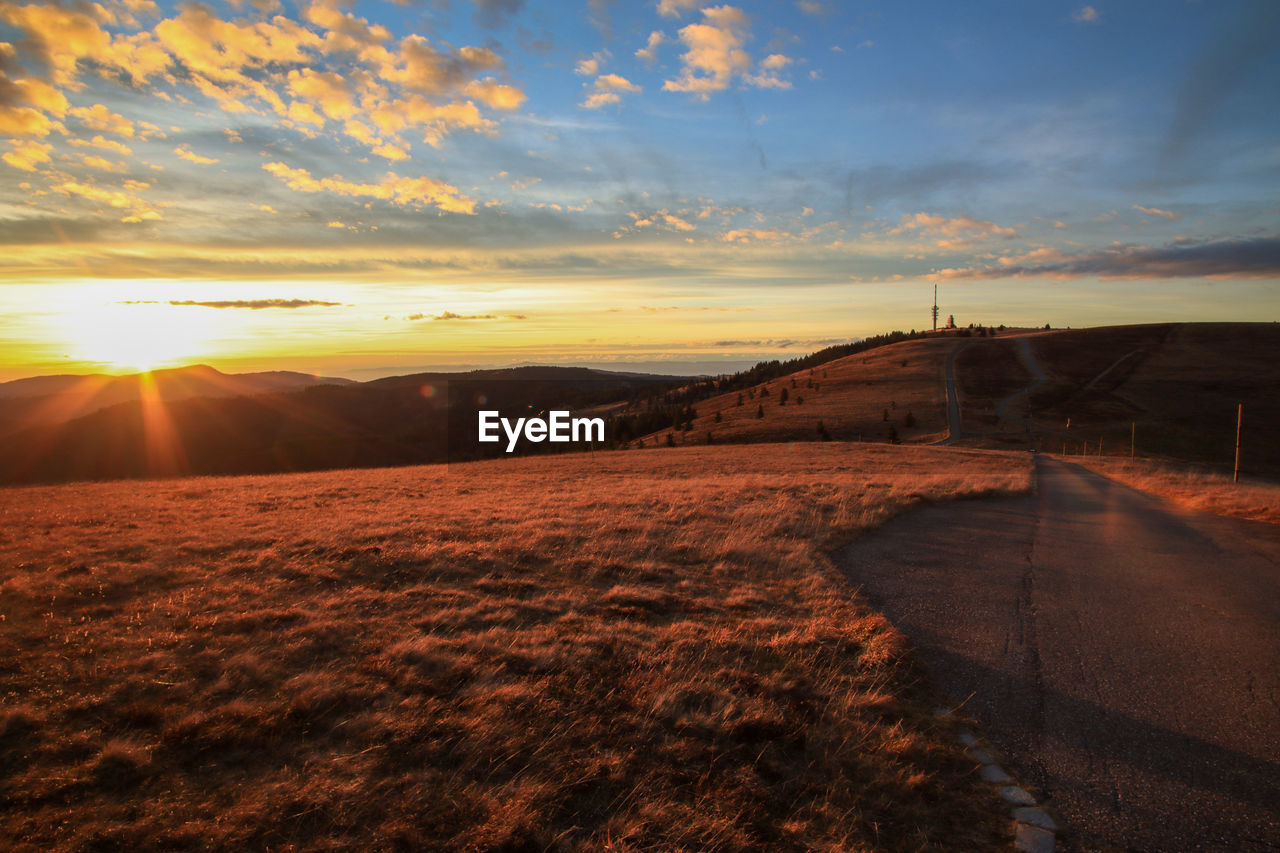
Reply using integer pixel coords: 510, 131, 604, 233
1, 0, 1277, 380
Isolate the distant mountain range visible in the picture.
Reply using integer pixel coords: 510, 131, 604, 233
0, 363, 691, 484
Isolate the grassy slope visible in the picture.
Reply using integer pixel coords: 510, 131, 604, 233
638, 337, 964, 448
1, 444, 1030, 851
946, 323, 1280, 477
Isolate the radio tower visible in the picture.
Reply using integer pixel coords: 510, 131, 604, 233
932, 283, 939, 332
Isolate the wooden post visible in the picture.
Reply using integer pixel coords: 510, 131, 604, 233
1234, 403, 1243, 484
1130, 421, 1135, 459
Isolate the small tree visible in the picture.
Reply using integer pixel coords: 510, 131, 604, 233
714, 410, 723, 423
779, 388, 789, 405
736, 393, 744, 406
903, 410, 916, 427
666, 432, 676, 447
760, 386, 770, 397
882, 408, 889, 422
756, 404, 765, 419
816, 420, 830, 441
887, 425, 900, 444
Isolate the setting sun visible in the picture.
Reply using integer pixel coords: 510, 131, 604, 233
51, 288, 227, 373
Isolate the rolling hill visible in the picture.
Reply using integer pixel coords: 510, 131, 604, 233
1, 323, 1275, 485
0, 365, 356, 435
636, 322, 1279, 478
0, 366, 686, 485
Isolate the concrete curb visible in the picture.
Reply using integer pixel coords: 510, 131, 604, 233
941, 711, 1059, 852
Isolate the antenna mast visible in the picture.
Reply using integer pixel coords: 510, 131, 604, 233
932, 283, 939, 332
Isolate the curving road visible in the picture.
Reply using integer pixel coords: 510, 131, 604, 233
836, 459, 1280, 850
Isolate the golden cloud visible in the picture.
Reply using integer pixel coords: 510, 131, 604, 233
663, 5, 752, 99
53, 179, 161, 222
262, 161, 477, 215
174, 144, 219, 165
2, 139, 52, 170
69, 104, 134, 137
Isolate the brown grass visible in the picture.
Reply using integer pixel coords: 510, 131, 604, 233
1068, 456, 1280, 524
0, 444, 1031, 851
639, 337, 966, 448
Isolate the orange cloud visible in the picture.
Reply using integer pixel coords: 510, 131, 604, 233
174, 144, 219, 164
68, 134, 133, 155
262, 161, 477, 214
53, 179, 161, 222
2, 139, 52, 171
581, 73, 641, 109
463, 77, 526, 111
663, 5, 752, 99
287, 67, 356, 120
891, 212, 1019, 244
70, 104, 134, 137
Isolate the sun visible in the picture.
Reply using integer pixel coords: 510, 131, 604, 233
56, 292, 226, 373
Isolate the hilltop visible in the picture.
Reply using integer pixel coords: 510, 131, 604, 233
639, 323, 1279, 479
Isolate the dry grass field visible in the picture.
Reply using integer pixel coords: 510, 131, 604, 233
1068, 457, 1280, 524
639, 337, 965, 448
1, 444, 1031, 851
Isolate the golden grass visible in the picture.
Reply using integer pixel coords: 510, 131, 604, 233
1069, 456, 1280, 524
0, 444, 1031, 851
639, 337, 965, 449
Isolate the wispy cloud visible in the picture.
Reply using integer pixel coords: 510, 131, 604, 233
174, 145, 219, 165
406, 311, 528, 321
937, 236, 1280, 281
1073, 6, 1100, 24
1133, 204, 1178, 220
168, 299, 343, 309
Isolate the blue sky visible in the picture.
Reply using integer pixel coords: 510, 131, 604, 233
0, 0, 1277, 378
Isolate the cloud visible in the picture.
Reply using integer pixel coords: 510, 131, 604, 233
409, 310, 527, 321
2, 139, 52, 171
70, 104, 134, 137
937, 236, 1280, 281
302, 0, 390, 54
721, 227, 786, 243
745, 52, 792, 89
287, 67, 356, 120
662, 5, 752, 99
463, 77, 526, 110
635, 31, 665, 64
262, 161, 478, 214
174, 144, 220, 165
69, 134, 133, 155
1133, 204, 1179, 220
657, 0, 706, 18
1072, 6, 1100, 24
891, 212, 1019, 246
581, 72, 641, 109
796, 1, 826, 15
168, 298, 342, 308
575, 54, 603, 76
52, 179, 161, 223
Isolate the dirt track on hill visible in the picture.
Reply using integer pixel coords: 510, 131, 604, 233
836, 457, 1280, 851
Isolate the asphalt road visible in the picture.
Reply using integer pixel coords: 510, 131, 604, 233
933, 341, 970, 445
836, 457, 1280, 851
